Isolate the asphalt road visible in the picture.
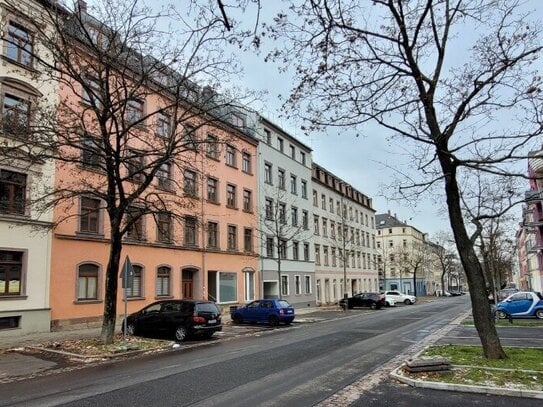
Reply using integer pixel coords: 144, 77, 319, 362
0, 298, 501, 406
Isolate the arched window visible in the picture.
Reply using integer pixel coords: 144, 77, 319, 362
126, 265, 143, 298
78, 263, 99, 300
156, 266, 170, 297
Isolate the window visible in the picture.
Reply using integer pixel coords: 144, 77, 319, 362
206, 134, 219, 159
126, 207, 145, 240
157, 161, 171, 189
279, 202, 286, 224
80, 134, 102, 169
300, 151, 306, 166
0, 250, 22, 295
183, 169, 197, 197
156, 266, 170, 297
208, 271, 237, 303
265, 198, 274, 220
184, 216, 197, 246
79, 197, 100, 233
183, 124, 197, 150
291, 207, 298, 226
207, 221, 219, 248
264, 129, 271, 144
77, 263, 98, 300
225, 144, 236, 167
313, 190, 318, 206
277, 137, 284, 152
125, 265, 143, 298
156, 111, 171, 137
231, 112, 245, 127
278, 169, 285, 190
331, 221, 336, 238
0, 169, 26, 215
244, 228, 253, 252
279, 239, 287, 259
242, 152, 251, 173
315, 244, 321, 265
324, 246, 329, 266
2, 94, 30, 134
6, 21, 33, 67
264, 163, 273, 184
227, 225, 237, 250
305, 275, 312, 294
82, 77, 102, 107
292, 241, 299, 260
322, 218, 328, 237
281, 275, 289, 296
226, 184, 237, 208
332, 247, 337, 266
244, 271, 255, 302
207, 177, 218, 203
301, 180, 307, 199
126, 150, 144, 182
314, 215, 320, 235
266, 236, 274, 257
290, 144, 296, 159
126, 98, 144, 124
321, 194, 326, 209
295, 275, 301, 294
290, 174, 297, 194
243, 189, 252, 212
303, 243, 309, 261
156, 212, 172, 243
302, 210, 309, 229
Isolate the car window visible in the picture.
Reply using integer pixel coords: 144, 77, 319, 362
261, 301, 273, 308
277, 300, 291, 308
195, 303, 219, 313
510, 293, 526, 301
143, 303, 162, 313
247, 301, 259, 308
162, 302, 179, 312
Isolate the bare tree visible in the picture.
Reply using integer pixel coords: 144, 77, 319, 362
392, 241, 428, 296
269, 0, 543, 359
1, 0, 254, 343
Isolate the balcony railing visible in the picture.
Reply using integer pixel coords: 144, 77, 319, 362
528, 150, 543, 174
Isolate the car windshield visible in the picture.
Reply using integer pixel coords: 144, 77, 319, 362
277, 300, 291, 308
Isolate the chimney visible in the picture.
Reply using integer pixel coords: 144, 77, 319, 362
77, 0, 87, 13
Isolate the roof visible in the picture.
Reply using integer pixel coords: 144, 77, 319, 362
375, 213, 410, 229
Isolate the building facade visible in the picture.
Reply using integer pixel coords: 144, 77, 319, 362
0, 0, 58, 336
375, 211, 428, 295
312, 164, 378, 304
253, 115, 316, 308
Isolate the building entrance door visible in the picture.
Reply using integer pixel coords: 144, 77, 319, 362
182, 269, 194, 299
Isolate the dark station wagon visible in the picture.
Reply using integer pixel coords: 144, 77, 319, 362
122, 299, 222, 341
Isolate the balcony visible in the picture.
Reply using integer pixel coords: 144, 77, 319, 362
529, 150, 543, 175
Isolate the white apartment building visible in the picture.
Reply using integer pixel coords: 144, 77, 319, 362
375, 211, 428, 295
253, 115, 316, 308
312, 164, 378, 304
0, 0, 58, 335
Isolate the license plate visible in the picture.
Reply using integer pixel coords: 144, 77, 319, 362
208, 319, 216, 324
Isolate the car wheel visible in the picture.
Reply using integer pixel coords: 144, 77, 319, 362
370, 302, 377, 310
125, 322, 137, 336
496, 310, 508, 319
232, 314, 243, 324
175, 326, 188, 342
404, 299, 412, 305
536, 309, 543, 319
269, 315, 280, 326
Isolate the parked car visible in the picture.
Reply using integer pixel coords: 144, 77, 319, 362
384, 290, 417, 305
495, 291, 543, 319
339, 292, 386, 309
122, 300, 222, 341
498, 287, 519, 302
231, 299, 295, 326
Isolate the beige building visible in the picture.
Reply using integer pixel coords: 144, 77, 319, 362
312, 164, 378, 304
0, 0, 58, 335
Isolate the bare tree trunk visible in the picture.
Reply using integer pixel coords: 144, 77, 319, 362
100, 227, 122, 344
412, 266, 418, 296
439, 155, 506, 359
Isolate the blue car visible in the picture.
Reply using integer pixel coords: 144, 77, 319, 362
495, 291, 543, 319
231, 299, 295, 326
